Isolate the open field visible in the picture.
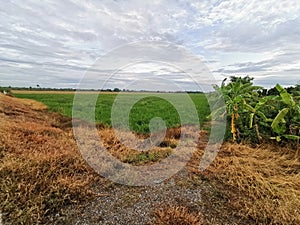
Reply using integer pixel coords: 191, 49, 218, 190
13, 91, 210, 134
1, 93, 299, 224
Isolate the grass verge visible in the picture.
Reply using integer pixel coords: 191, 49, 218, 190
200, 143, 300, 225
0, 94, 98, 224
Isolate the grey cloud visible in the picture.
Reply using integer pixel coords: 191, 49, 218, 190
216, 18, 300, 53
217, 59, 279, 73
0, 0, 299, 89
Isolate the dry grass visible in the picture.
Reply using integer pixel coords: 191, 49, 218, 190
12, 90, 76, 94
201, 143, 300, 225
98, 128, 178, 165
153, 205, 203, 225
0, 94, 98, 224
0, 93, 47, 111
12, 90, 148, 95
13, 97, 48, 110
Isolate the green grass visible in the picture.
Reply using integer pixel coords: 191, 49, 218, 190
14, 92, 210, 134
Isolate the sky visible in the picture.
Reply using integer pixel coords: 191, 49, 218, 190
0, 0, 300, 90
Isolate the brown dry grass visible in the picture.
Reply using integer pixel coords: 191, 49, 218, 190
153, 205, 203, 225
13, 97, 48, 110
12, 90, 76, 94
12, 90, 149, 95
98, 128, 178, 165
199, 143, 300, 225
0, 94, 98, 224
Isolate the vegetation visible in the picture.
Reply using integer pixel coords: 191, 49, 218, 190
1, 82, 300, 224
13, 92, 210, 134
0, 86, 11, 94
211, 76, 300, 146
203, 143, 300, 224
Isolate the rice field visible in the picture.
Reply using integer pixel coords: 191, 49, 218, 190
13, 91, 210, 134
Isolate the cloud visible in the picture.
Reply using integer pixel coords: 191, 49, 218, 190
0, 0, 299, 89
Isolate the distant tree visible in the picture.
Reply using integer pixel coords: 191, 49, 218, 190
284, 85, 300, 96
37, 84, 40, 89
292, 84, 300, 96
229, 75, 254, 84
113, 88, 120, 92
267, 86, 279, 96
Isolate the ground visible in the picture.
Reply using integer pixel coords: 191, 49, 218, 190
0, 93, 299, 225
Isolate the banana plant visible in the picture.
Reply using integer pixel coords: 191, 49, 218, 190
226, 80, 263, 141
271, 84, 300, 142
210, 77, 262, 142
244, 96, 273, 141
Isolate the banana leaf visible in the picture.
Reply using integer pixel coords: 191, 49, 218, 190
271, 108, 289, 134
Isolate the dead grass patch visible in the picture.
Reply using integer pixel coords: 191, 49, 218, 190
0, 95, 98, 224
0, 93, 47, 111
98, 128, 176, 165
201, 143, 300, 225
14, 98, 48, 110
153, 205, 203, 225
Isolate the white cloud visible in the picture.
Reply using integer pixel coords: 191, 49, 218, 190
0, 0, 299, 89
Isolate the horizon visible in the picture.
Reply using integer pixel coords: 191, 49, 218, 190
2, 79, 299, 93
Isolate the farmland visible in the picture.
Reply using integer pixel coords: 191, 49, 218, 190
1, 79, 300, 225
13, 92, 210, 134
